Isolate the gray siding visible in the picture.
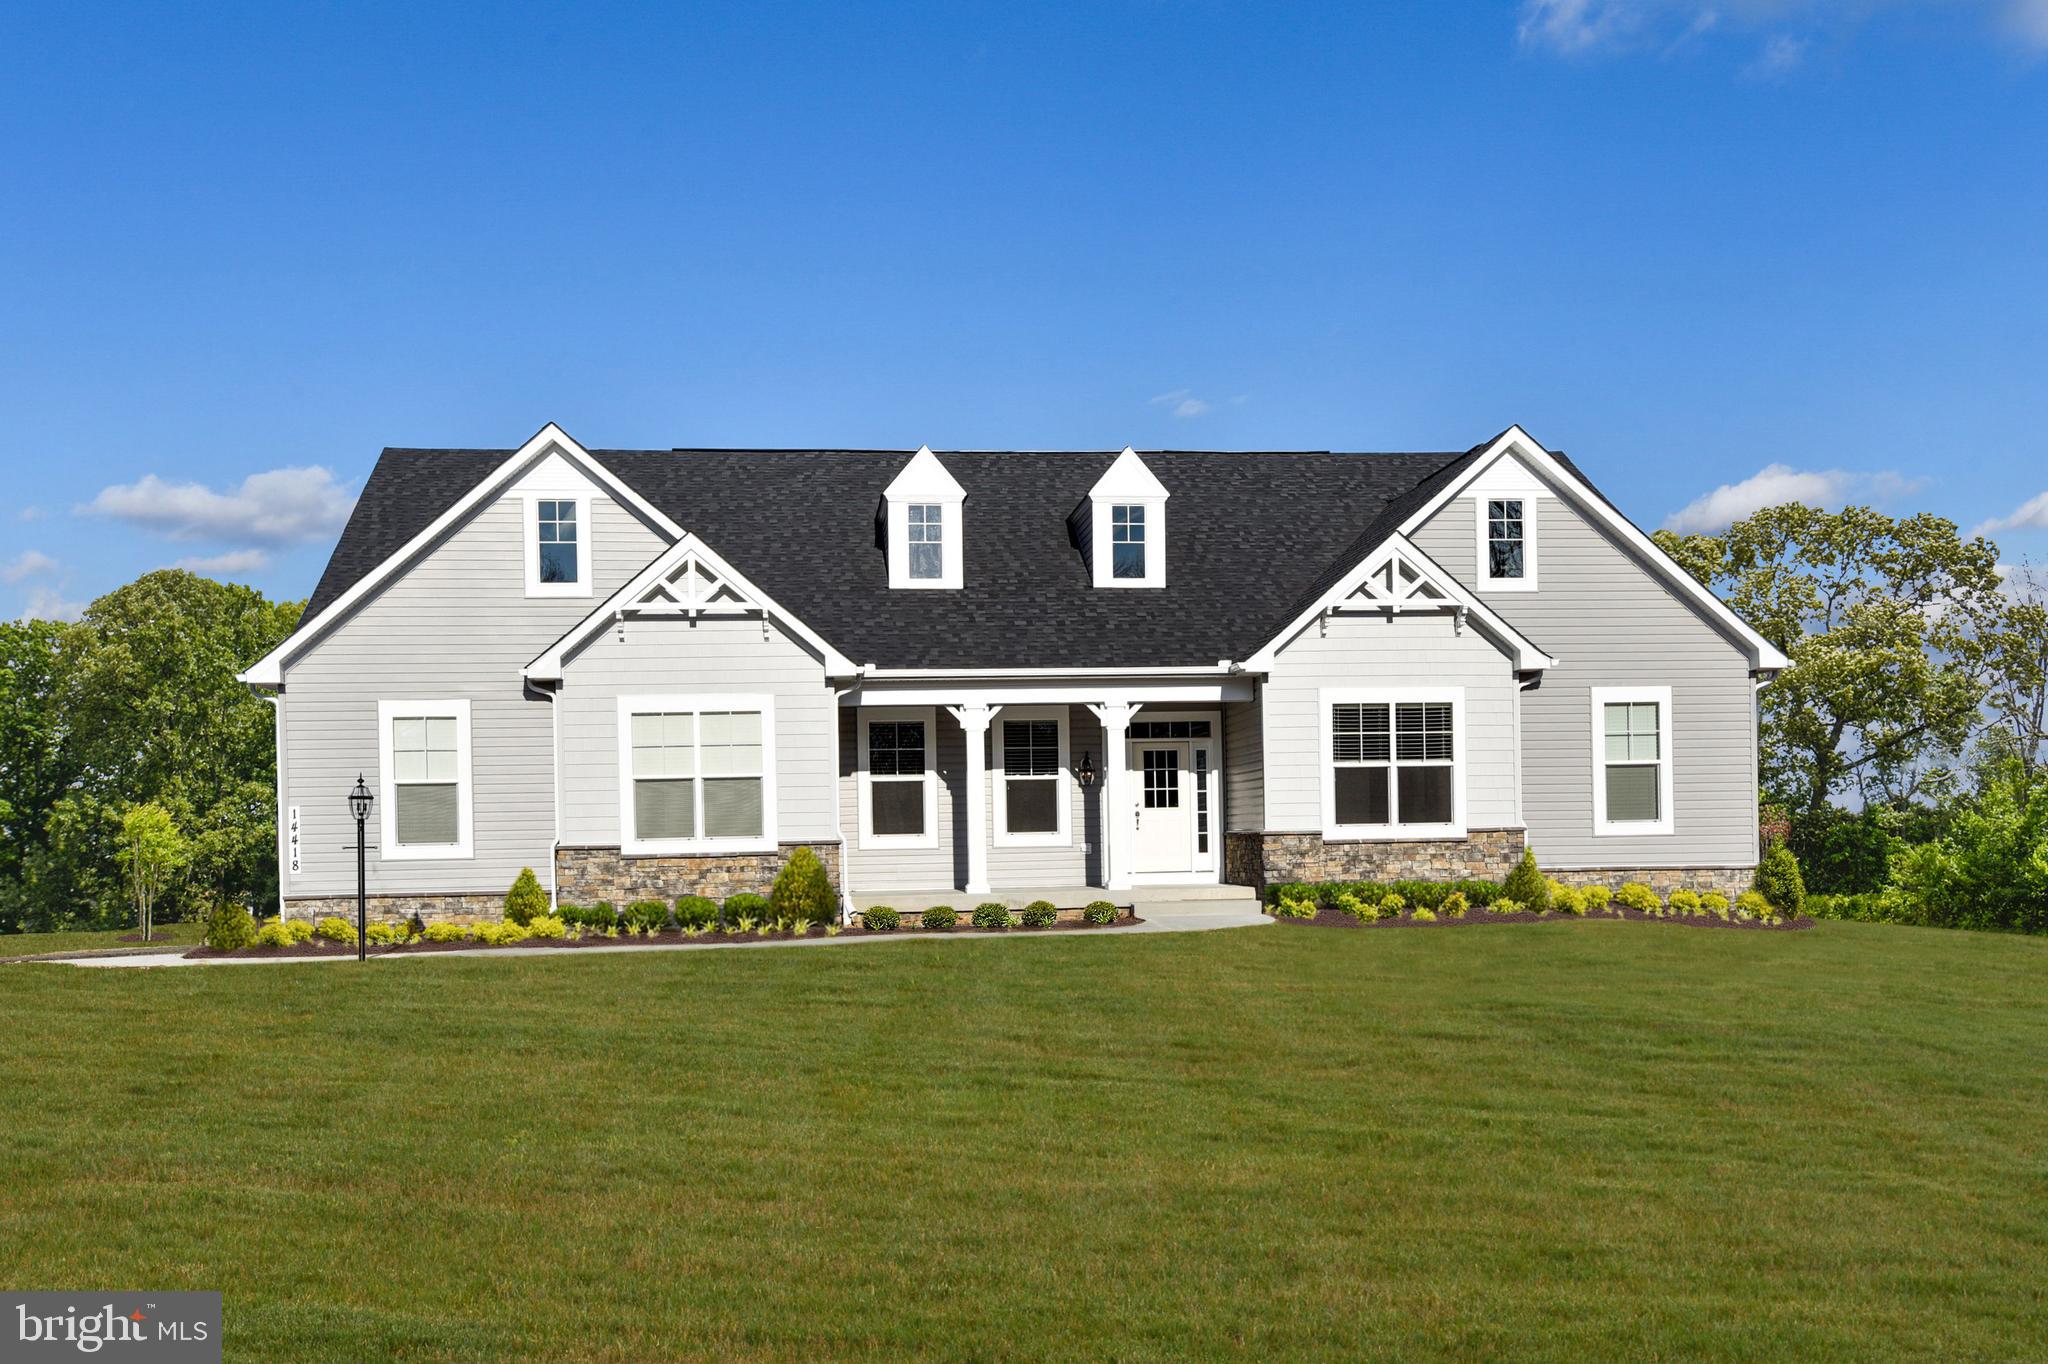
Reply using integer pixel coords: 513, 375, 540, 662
1224, 697, 1264, 832
280, 495, 666, 899
1262, 611, 1522, 832
1410, 456, 1759, 870
556, 615, 837, 847
837, 705, 1104, 893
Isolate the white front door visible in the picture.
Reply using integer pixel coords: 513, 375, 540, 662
1131, 740, 1194, 874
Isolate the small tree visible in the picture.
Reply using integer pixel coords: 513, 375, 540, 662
1501, 846, 1550, 911
1752, 840, 1807, 919
504, 867, 548, 926
120, 802, 188, 942
770, 846, 835, 925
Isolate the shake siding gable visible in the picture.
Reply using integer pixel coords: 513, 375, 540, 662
1408, 453, 1759, 871
280, 495, 667, 900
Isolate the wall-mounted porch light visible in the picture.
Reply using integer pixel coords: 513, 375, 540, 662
1078, 751, 1096, 786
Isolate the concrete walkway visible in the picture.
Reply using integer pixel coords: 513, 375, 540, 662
38, 896, 1272, 969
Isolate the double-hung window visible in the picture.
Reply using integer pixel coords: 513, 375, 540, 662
378, 700, 473, 859
907, 504, 943, 581
1591, 686, 1673, 835
859, 707, 937, 849
619, 696, 776, 854
994, 707, 1068, 844
1323, 689, 1462, 837
525, 492, 592, 596
1111, 504, 1146, 579
1478, 496, 1536, 589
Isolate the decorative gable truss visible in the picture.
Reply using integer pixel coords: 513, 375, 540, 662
525, 532, 857, 684
1243, 535, 1556, 674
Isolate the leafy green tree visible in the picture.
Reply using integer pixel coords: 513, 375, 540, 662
1980, 562, 2047, 779
0, 620, 74, 925
1886, 760, 2048, 934
1655, 505, 2006, 813
121, 802, 189, 942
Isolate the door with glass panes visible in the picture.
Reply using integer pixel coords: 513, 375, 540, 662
1126, 716, 1218, 878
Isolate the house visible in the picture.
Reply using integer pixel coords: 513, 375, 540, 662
240, 423, 1788, 920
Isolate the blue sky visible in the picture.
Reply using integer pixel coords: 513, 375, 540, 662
3, 1, 2045, 618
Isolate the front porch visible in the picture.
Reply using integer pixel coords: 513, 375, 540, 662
836, 674, 1257, 900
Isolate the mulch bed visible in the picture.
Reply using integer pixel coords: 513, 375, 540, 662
184, 915, 1141, 959
1274, 906, 1814, 931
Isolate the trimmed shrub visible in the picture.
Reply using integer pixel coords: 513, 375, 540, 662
1788, 805, 1895, 896
473, 920, 531, 945
1265, 881, 1316, 906
1273, 898, 1317, 920
313, 916, 354, 944
674, 895, 719, 929
526, 915, 567, 939
619, 900, 667, 932
1380, 893, 1406, 915
1549, 885, 1584, 916
860, 906, 901, 932
1082, 901, 1117, 926
1492, 898, 1522, 915
254, 919, 291, 949
1615, 882, 1661, 914
422, 921, 468, 943
1019, 900, 1059, 928
1442, 890, 1471, 918
1701, 891, 1732, 920
1334, 892, 1377, 923
591, 901, 617, 930
1753, 841, 1807, 918
972, 902, 1013, 930
365, 921, 407, 946
1669, 888, 1703, 917
721, 893, 771, 926
771, 846, 837, 925
1412, 905, 1438, 922
1502, 847, 1550, 911
203, 900, 258, 952
922, 905, 959, 930
1735, 889, 1776, 923
505, 867, 548, 926
1580, 885, 1613, 914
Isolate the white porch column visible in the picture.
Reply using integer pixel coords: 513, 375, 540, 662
948, 703, 994, 896
1089, 702, 1134, 891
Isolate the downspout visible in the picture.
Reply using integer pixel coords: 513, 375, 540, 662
548, 682, 561, 913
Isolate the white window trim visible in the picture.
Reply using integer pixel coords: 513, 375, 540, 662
523, 491, 594, 598
377, 699, 474, 861
1091, 498, 1167, 588
886, 496, 964, 589
1590, 685, 1675, 837
858, 705, 939, 851
1123, 708, 1222, 880
1318, 687, 1466, 841
1475, 495, 1537, 592
616, 693, 779, 856
992, 704, 1071, 847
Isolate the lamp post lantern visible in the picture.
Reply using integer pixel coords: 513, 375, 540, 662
348, 775, 373, 962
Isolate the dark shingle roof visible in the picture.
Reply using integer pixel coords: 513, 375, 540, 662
302, 443, 1508, 670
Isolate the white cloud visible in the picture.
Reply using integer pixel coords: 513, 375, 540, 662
1, 549, 58, 584
2003, 0, 2048, 47
1149, 388, 1212, 419
16, 505, 46, 523
173, 548, 273, 577
82, 466, 355, 545
1517, 1, 2048, 62
19, 585, 85, 622
1972, 490, 2048, 537
1662, 463, 1920, 533
1744, 32, 1810, 77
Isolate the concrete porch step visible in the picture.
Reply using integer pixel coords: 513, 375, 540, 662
849, 884, 1262, 913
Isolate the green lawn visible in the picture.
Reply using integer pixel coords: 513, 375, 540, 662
0, 919, 204, 958
2, 921, 2044, 1362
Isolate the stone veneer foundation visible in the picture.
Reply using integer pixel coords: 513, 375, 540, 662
283, 892, 505, 923
555, 842, 842, 908
1227, 828, 1527, 889
1545, 866, 1755, 899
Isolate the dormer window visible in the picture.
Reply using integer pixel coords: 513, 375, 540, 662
523, 490, 592, 597
883, 446, 965, 589
1081, 448, 1168, 588
907, 504, 944, 580
1111, 505, 1147, 579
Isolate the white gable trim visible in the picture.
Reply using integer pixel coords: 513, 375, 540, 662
1400, 426, 1791, 671
524, 531, 858, 682
884, 446, 966, 590
1088, 448, 1169, 589
1243, 534, 1556, 673
238, 423, 683, 688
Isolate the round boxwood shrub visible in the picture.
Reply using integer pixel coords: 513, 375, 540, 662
1019, 900, 1059, 928
203, 899, 257, 952
1272, 898, 1316, 920
771, 846, 837, 925
971, 902, 1013, 930
1752, 841, 1807, 918
860, 905, 901, 932
674, 895, 719, 929
1502, 847, 1550, 912
721, 892, 771, 926
922, 905, 959, 930
505, 867, 548, 926
1083, 900, 1118, 926
625, 899, 671, 932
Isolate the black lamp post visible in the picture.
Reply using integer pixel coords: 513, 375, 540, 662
348, 775, 373, 962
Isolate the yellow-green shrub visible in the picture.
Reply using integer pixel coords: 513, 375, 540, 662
255, 920, 293, 948
365, 921, 407, 945
1273, 898, 1317, 920
1443, 891, 1471, 918
1669, 888, 1703, 917
525, 915, 567, 940
1735, 889, 1776, 923
1616, 883, 1662, 914
1411, 905, 1438, 922
422, 922, 468, 943
472, 920, 531, 945
1702, 891, 1731, 920
1550, 885, 1585, 915
313, 916, 355, 943
1580, 885, 1613, 914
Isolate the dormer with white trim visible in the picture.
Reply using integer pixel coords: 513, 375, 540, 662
1076, 447, 1169, 588
882, 446, 965, 589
